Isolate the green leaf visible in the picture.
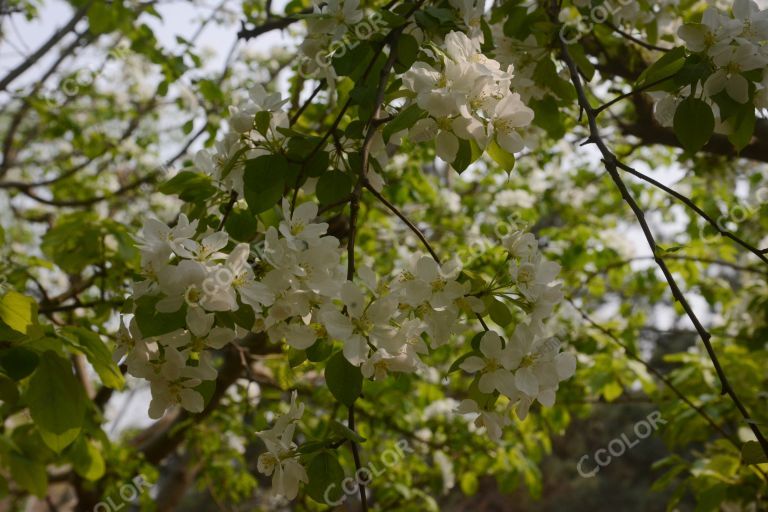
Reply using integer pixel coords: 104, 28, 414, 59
673, 97, 714, 153
303, 151, 330, 178
727, 106, 756, 151
159, 171, 218, 202
533, 58, 575, 102
40, 429, 81, 455
637, 46, 686, 88
87, 2, 119, 34
243, 155, 299, 214
469, 331, 484, 351
305, 451, 346, 503
452, 138, 483, 174
394, 33, 420, 73
0, 347, 39, 380
316, 170, 353, 205
0, 291, 38, 335
333, 43, 373, 78
602, 381, 623, 402
224, 207, 260, 242
741, 441, 768, 465
306, 340, 334, 362
0, 373, 19, 404
486, 139, 516, 172
325, 351, 362, 406
460, 472, 479, 496
133, 295, 187, 337
502, 6, 529, 39
8, 452, 47, 497
383, 104, 426, 142
254, 111, 271, 136
41, 213, 102, 274
328, 419, 366, 443
674, 54, 712, 88
25, 352, 86, 452
70, 437, 106, 481
531, 96, 565, 139
488, 298, 513, 327
59, 327, 125, 390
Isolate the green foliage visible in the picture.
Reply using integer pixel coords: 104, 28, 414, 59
25, 352, 87, 452
673, 97, 714, 153
243, 154, 300, 214
325, 351, 363, 407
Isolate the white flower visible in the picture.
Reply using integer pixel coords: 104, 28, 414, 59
114, 317, 142, 363
459, 331, 516, 395
320, 282, 397, 365
256, 391, 308, 500
136, 214, 197, 263
455, 398, 509, 441
732, 0, 768, 42
489, 93, 534, 153
220, 243, 275, 311
502, 231, 538, 260
249, 83, 290, 112
677, 8, 740, 55
148, 376, 204, 418
195, 133, 246, 195
361, 349, 419, 380
314, 0, 364, 38
507, 325, 576, 404
449, 0, 485, 40
173, 231, 229, 262
704, 45, 767, 103
269, 321, 318, 350
398, 256, 467, 311
509, 253, 561, 301
155, 260, 214, 332
279, 199, 329, 248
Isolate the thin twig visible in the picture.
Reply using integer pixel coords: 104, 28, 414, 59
615, 161, 768, 265
594, 74, 676, 116
363, 181, 440, 262
605, 21, 672, 53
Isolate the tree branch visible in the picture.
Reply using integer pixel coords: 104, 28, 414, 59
557, 32, 768, 458
0, 1, 92, 92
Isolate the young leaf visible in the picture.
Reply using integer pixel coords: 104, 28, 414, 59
325, 351, 362, 406
673, 97, 714, 153
0, 347, 39, 380
316, 170, 353, 205
0, 291, 38, 335
305, 451, 346, 503
25, 352, 86, 452
487, 139, 516, 172
243, 155, 299, 214
636, 46, 686, 88
488, 298, 513, 327
59, 326, 125, 390
741, 441, 768, 465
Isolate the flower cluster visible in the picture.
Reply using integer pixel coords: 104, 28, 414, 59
402, 31, 534, 164
678, 0, 768, 105
455, 230, 575, 440
120, 199, 479, 416
121, 200, 574, 436
195, 84, 290, 196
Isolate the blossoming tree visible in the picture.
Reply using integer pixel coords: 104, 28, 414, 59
0, 0, 767, 509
